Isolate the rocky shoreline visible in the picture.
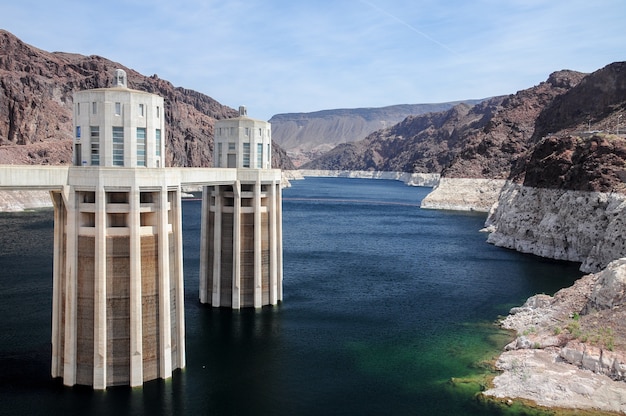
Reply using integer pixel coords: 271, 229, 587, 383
420, 177, 506, 212
416, 176, 626, 413
483, 259, 626, 414
297, 169, 440, 187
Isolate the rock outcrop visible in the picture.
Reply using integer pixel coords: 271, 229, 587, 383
420, 178, 506, 212
484, 259, 626, 413
485, 180, 626, 273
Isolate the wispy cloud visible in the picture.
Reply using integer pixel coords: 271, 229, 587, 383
1, 0, 624, 119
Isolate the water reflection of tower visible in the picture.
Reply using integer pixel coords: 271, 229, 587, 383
199, 106, 283, 308
51, 69, 185, 389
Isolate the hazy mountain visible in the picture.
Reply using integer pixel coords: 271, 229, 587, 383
269, 101, 483, 166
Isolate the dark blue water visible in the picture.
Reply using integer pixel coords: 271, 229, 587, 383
0, 177, 583, 415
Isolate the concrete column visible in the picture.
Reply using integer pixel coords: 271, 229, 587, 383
50, 190, 66, 378
93, 186, 107, 389
254, 175, 262, 308
129, 186, 143, 386
158, 186, 172, 378
62, 188, 78, 386
277, 183, 284, 301
171, 186, 186, 369
199, 186, 210, 304
269, 180, 278, 305
232, 181, 241, 309
211, 186, 222, 306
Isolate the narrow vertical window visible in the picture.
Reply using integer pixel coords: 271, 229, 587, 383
112, 127, 124, 166
216, 142, 222, 167
138, 103, 144, 117
92, 102, 97, 114
155, 129, 161, 157
76, 126, 81, 138
243, 142, 250, 168
115, 102, 121, 116
257, 143, 263, 168
137, 127, 146, 166
77, 103, 80, 115
156, 106, 160, 118
90, 126, 100, 166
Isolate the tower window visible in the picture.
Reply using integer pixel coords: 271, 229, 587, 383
115, 102, 121, 116
90, 126, 100, 166
112, 127, 124, 166
243, 143, 250, 168
92, 102, 97, 114
139, 103, 144, 117
137, 127, 146, 166
155, 129, 161, 157
257, 143, 263, 168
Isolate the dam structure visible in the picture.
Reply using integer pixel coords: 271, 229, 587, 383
0, 70, 283, 389
200, 106, 283, 308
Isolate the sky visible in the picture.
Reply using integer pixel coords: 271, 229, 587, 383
2, 0, 625, 120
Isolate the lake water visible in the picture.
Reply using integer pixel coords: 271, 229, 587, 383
0, 177, 583, 415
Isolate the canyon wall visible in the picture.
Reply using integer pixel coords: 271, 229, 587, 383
485, 181, 626, 272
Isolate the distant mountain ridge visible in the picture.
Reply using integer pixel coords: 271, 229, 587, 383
269, 101, 484, 166
303, 61, 626, 193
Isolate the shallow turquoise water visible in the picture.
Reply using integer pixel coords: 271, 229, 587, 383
0, 177, 583, 415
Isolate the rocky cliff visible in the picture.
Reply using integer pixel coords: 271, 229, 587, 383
302, 70, 586, 179
485, 179, 626, 273
0, 30, 294, 170
270, 101, 483, 166
482, 63, 626, 410
485, 63, 626, 272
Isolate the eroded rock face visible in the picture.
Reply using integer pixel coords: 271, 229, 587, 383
586, 258, 626, 310
486, 181, 626, 272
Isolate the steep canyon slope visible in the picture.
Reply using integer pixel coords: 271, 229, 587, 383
0, 30, 294, 170
269, 101, 483, 166
303, 69, 587, 179
486, 62, 626, 273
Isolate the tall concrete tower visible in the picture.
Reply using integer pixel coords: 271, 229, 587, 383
50, 69, 185, 388
199, 106, 283, 308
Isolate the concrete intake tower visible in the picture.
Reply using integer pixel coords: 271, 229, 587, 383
0, 70, 284, 389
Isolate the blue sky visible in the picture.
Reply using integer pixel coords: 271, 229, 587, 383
2, 0, 625, 120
